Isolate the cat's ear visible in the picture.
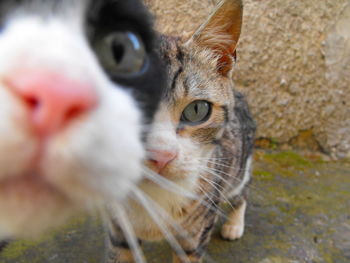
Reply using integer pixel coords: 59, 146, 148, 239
187, 0, 243, 76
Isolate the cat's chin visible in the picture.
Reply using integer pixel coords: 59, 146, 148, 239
0, 173, 79, 238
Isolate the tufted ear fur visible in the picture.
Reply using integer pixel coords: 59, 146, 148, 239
187, 0, 243, 76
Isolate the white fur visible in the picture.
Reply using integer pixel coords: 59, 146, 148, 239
230, 156, 252, 197
0, 9, 144, 237
126, 103, 215, 240
221, 200, 246, 240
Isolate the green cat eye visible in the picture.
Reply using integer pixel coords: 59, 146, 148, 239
94, 31, 147, 76
181, 100, 212, 125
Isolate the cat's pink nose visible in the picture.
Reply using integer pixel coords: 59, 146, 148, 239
148, 149, 178, 172
5, 69, 97, 136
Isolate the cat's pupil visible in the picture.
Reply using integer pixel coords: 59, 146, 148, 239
93, 31, 147, 76
112, 42, 125, 64
194, 104, 199, 114
181, 100, 211, 125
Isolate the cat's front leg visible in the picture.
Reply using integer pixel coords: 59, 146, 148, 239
221, 196, 247, 240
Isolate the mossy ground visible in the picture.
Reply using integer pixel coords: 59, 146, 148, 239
1, 151, 349, 263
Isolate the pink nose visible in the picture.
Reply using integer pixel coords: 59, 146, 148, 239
5, 69, 97, 136
148, 149, 177, 172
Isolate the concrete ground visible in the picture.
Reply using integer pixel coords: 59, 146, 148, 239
1, 151, 349, 263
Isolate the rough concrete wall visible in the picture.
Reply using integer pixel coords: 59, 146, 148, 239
144, 0, 350, 158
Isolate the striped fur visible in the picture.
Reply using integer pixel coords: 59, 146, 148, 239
107, 0, 255, 262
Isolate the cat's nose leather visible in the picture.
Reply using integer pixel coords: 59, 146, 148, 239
5, 69, 97, 136
148, 149, 177, 172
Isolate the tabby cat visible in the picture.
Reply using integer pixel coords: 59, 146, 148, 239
106, 0, 256, 262
0, 0, 165, 239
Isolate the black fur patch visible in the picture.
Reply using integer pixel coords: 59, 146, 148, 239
171, 66, 183, 92
87, 0, 166, 123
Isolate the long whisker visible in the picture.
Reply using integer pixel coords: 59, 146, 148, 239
197, 165, 263, 198
142, 166, 229, 220
131, 188, 191, 263
195, 164, 242, 188
205, 165, 258, 191
142, 167, 198, 200
132, 185, 218, 263
195, 183, 230, 221
180, 160, 251, 177
189, 157, 231, 161
206, 160, 236, 169
109, 203, 146, 263
196, 172, 235, 211
197, 164, 252, 187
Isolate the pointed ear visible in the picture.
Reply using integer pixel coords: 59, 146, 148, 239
187, 0, 243, 76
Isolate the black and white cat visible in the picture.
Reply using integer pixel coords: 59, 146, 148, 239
0, 0, 165, 239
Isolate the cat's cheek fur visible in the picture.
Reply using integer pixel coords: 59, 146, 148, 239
43, 88, 145, 204
0, 86, 37, 177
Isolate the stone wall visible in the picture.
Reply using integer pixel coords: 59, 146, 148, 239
144, 0, 350, 158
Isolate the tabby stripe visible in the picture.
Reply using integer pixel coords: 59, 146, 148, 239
108, 232, 131, 249
171, 66, 183, 92
212, 139, 221, 145
221, 105, 229, 124
183, 77, 190, 96
200, 220, 215, 243
183, 246, 205, 259
176, 46, 185, 64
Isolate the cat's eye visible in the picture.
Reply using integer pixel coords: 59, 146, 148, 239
94, 31, 147, 76
181, 100, 212, 125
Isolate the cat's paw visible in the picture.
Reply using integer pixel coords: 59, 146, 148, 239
220, 223, 244, 240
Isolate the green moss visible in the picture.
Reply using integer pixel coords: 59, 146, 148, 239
2, 240, 35, 260
1, 214, 103, 262
270, 138, 279, 150
263, 151, 313, 168
253, 170, 274, 180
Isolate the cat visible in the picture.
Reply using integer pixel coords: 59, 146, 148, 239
0, 0, 166, 240
106, 0, 256, 262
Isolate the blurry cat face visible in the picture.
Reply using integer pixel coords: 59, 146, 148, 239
0, 0, 165, 238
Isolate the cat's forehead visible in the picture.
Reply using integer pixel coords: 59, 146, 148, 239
161, 37, 232, 106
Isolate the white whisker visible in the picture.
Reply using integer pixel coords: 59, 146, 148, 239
195, 184, 230, 220
109, 203, 146, 263
142, 167, 198, 200
196, 173, 235, 211
195, 164, 241, 188
197, 165, 263, 198
131, 188, 191, 263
